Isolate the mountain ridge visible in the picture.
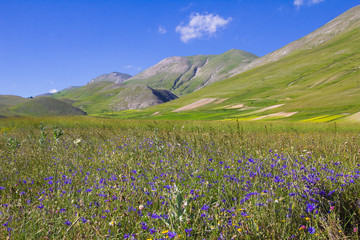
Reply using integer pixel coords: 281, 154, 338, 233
124, 49, 258, 95
230, 5, 360, 76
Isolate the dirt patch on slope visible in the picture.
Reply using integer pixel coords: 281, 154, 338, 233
251, 112, 298, 120
228, 104, 245, 109
214, 98, 228, 104
345, 112, 360, 122
252, 104, 285, 114
173, 98, 217, 112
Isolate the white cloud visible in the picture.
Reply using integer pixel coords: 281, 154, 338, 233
294, 0, 325, 7
176, 13, 232, 43
49, 89, 57, 94
158, 26, 167, 34
294, 0, 303, 6
179, 3, 194, 12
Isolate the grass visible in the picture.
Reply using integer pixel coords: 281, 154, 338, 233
0, 116, 359, 239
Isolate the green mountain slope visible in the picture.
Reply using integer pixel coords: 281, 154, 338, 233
10, 97, 86, 116
107, 5, 360, 122
231, 4, 360, 75
124, 49, 258, 96
0, 95, 27, 117
53, 81, 178, 114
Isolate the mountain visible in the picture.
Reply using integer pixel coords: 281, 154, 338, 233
110, 5, 360, 122
124, 49, 258, 96
87, 72, 132, 84
49, 49, 256, 114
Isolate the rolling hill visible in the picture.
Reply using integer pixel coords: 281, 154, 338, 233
107, 5, 360, 122
10, 97, 86, 117
52, 81, 178, 114
0, 95, 28, 117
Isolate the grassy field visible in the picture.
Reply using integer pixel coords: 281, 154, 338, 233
0, 117, 359, 239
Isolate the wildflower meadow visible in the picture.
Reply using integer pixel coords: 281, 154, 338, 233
0, 117, 359, 239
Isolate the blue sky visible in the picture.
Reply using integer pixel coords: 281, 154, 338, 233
1, 0, 359, 97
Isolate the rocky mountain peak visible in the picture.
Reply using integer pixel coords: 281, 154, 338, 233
88, 72, 132, 85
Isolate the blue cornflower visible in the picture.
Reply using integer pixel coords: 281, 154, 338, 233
168, 231, 177, 238
201, 204, 209, 211
308, 227, 315, 234
64, 220, 72, 226
306, 203, 316, 213
141, 222, 148, 230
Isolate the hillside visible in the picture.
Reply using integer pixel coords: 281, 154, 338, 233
0, 95, 27, 117
10, 97, 87, 116
53, 81, 178, 114
230, 5, 360, 75
124, 49, 258, 95
107, 5, 360, 122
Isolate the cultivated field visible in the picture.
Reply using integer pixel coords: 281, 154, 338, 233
0, 117, 359, 239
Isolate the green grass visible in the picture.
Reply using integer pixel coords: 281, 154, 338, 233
0, 117, 359, 239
